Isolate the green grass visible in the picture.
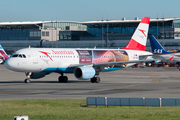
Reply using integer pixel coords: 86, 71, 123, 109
0, 99, 180, 120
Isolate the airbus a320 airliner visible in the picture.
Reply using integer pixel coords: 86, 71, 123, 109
5, 17, 152, 83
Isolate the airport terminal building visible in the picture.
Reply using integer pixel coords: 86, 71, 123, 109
1, 17, 180, 52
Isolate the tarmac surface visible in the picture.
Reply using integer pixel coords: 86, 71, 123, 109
0, 64, 180, 100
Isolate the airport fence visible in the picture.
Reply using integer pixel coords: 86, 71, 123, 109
86, 97, 180, 107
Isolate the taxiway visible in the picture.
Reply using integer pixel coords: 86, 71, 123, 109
0, 65, 180, 100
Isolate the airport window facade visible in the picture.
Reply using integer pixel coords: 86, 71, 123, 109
43, 22, 87, 31
0, 24, 40, 40
0, 29, 30, 40
1, 19, 180, 51
85, 21, 173, 40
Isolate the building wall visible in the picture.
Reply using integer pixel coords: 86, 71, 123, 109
174, 28, 180, 39
41, 29, 60, 41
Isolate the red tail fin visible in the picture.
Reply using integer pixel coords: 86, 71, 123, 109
123, 17, 150, 51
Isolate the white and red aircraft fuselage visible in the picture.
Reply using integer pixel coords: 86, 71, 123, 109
5, 17, 152, 83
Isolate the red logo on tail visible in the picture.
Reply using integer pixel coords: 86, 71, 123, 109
138, 29, 146, 37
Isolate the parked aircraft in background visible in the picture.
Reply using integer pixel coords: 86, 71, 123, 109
149, 35, 180, 65
0, 45, 10, 64
5, 17, 153, 83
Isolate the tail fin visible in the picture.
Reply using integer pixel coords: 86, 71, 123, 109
0, 45, 8, 55
148, 35, 170, 54
123, 17, 150, 51
0, 45, 10, 60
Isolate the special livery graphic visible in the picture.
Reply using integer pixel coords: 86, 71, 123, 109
38, 49, 129, 65
76, 50, 92, 64
93, 50, 129, 63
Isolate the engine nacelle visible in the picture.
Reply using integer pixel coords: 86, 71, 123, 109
74, 67, 96, 80
29, 72, 48, 79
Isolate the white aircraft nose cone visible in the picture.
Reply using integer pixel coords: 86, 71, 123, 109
4, 59, 11, 69
5, 58, 19, 71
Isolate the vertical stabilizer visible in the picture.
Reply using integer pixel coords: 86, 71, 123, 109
149, 35, 170, 54
123, 17, 150, 51
0, 45, 8, 55
0, 45, 10, 60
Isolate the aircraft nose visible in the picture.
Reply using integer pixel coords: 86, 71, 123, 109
5, 58, 12, 70
5, 58, 19, 71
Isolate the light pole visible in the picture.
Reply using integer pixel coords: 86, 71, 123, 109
107, 16, 108, 48
102, 19, 104, 48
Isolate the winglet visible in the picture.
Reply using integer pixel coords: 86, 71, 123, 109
149, 35, 170, 54
123, 17, 150, 51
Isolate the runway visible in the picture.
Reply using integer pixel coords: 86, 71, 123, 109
0, 64, 180, 100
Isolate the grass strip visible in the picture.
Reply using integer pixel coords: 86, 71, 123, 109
0, 99, 180, 120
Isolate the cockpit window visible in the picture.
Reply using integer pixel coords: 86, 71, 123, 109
22, 54, 26, 58
12, 54, 26, 58
12, 54, 18, 57
19, 54, 22, 58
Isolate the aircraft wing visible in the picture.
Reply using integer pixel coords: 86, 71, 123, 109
68, 59, 155, 68
139, 53, 172, 57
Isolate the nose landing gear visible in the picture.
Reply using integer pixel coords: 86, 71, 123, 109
25, 78, 30, 83
24, 72, 31, 83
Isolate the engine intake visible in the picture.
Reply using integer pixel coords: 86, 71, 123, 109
74, 67, 96, 80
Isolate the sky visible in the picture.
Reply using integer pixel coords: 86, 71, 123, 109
0, 0, 179, 22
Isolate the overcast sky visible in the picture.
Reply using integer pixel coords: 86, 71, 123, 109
0, 0, 179, 22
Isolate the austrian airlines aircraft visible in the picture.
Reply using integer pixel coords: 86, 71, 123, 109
5, 17, 152, 83
0, 45, 10, 64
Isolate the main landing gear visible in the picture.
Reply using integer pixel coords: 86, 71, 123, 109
58, 73, 68, 83
90, 76, 100, 83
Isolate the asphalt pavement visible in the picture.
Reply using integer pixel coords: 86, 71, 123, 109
0, 64, 180, 100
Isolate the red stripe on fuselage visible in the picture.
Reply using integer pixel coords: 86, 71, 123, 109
123, 38, 145, 51
140, 17, 150, 24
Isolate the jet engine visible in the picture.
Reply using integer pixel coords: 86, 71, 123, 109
74, 67, 96, 80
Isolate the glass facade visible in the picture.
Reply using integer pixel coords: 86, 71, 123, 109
87, 22, 138, 37
43, 22, 87, 31
0, 24, 40, 40
85, 20, 174, 40
0, 29, 30, 40
173, 20, 180, 28
1, 19, 180, 41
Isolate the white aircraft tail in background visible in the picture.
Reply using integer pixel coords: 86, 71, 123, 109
5, 17, 153, 83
